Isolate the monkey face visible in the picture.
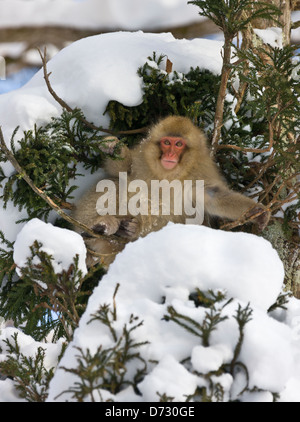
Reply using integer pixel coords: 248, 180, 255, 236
159, 136, 186, 170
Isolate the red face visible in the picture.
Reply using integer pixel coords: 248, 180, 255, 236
160, 136, 186, 170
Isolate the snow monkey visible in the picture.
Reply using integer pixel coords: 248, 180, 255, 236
73, 116, 270, 267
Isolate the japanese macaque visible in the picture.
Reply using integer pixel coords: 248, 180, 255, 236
73, 116, 270, 267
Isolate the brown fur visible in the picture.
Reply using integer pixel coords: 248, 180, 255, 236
73, 116, 270, 267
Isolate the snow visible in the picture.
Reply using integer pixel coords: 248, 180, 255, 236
44, 224, 296, 402
0, 32, 223, 152
0, 30, 223, 244
138, 354, 199, 402
253, 27, 283, 49
0, 324, 65, 402
191, 344, 228, 373
13, 218, 87, 276
0, 0, 203, 31
0, 27, 300, 402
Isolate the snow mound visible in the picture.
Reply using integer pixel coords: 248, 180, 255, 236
101, 224, 284, 312
13, 218, 87, 276
0, 32, 223, 144
46, 224, 294, 402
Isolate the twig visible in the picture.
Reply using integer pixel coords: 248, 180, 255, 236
38, 47, 147, 136
216, 121, 274, 154
268, 173, 300, 210
220, 206, 271, 231
241, 153, 276, 193
0, 126, 125, 244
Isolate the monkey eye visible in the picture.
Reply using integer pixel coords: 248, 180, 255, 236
176, 141, 183, 147
163, 139, 171, 145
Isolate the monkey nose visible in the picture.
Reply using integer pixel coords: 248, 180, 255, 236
168, 152, 177, 159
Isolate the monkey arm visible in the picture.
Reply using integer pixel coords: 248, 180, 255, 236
204, 184, 270, 230
103, 144, 132, 177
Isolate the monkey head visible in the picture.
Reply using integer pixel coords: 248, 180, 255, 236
140, 116, 208, 180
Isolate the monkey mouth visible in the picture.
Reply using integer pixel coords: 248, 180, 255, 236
161, 158, 178, 170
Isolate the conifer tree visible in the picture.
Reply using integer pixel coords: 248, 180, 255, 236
190, 0, 300, 294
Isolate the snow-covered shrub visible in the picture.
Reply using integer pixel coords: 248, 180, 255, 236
0, 5, 299, 400
43, 224, 299, 402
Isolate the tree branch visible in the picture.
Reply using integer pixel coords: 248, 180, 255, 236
0, 126, 125, 244
210, 34, 233, 156
220, 206, 271, 231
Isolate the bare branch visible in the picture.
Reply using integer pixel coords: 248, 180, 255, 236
210, 34, 233, 156
220, 206, 271, 231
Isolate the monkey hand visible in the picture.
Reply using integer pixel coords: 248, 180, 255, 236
116, 217, 140, 239
245, 204, 271, 231
91, 215, 121, 236
100, 136, 120, 155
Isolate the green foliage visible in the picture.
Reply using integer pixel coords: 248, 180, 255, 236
268, 291, 293, 314
0, 332, 60, 402
105, 53, 222, 144
0, 109, 120, 220
234, 45, 300, 153
215, 45, 300, 224
0, 240, 102, 342
164, 290, 273, 402
57, 285, 148, 402
0, 230, 16, 287
165, 302, 229, 348
189, 0, 280, 38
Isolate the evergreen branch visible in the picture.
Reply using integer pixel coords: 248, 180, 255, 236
88, 284, 120, 342
217, 99, 294, 153
230, 303, 252, 374
0, 333, 56, 402
268, 291, 293, 313
0, 126, 126, 245
165, 305, 228, 347
57, 311, 148, 401
216, 122, 274, 153
190, 0, 281, 154
268, 174, 300, 212
19, 242, 88, 341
